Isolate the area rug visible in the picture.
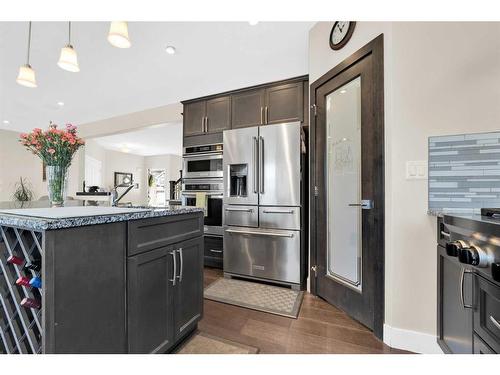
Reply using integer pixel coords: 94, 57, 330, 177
204, 278, 304, 318
176, 332, 259, 354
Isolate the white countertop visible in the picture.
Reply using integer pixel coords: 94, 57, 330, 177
0, 206, 150, 219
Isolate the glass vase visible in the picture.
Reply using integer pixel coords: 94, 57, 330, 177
46, 165, 68, 207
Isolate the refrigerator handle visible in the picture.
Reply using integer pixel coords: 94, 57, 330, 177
259, 136, 264, 194
253, 136, 258, 193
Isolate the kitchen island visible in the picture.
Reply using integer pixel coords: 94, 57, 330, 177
0, 203, 204, 354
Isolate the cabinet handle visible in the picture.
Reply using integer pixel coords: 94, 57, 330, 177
169, 251, 177, 286
209, 249, 223, 253
225, 208, 253, 212
260, 107, 264, 125
201, 117, 205, 133
177, 248, 183, 282
265, 106, 269, 124
490, 315, 500, 331
440, 231, 450, 238
262, 209, 294, 214
459, 267, 473, 309
205, 117, 208, 133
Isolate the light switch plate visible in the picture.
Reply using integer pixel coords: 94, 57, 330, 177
406, 161, 427, 180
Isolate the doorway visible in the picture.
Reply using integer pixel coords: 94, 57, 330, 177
310, 35, 385, 338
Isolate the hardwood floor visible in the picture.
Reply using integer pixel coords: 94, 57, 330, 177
199, 267, 411, 354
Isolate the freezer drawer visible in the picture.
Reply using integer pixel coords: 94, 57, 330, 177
223, 227, 300, 284
223, 205, 258, 227
259, 206, 300, 230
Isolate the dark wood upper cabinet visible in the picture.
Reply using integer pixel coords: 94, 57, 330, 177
206, 96, 231, 134
231, 89, 265, 129
265, 81, 304, 125
183, 101, 206, 137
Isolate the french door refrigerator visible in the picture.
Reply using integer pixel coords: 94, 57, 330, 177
223, 121, 303, 289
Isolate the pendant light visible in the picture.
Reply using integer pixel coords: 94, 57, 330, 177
57, 22, 80, 72
108, 21, 131, 48
16, 22, 37, 88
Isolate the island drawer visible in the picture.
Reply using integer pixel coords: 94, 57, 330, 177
128, 212, 203, 256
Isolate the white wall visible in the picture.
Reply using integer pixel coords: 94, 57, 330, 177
308, 21, 500, 353
0, 129, 81, 201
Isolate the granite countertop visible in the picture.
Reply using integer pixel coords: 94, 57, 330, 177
0, 201, 203, 231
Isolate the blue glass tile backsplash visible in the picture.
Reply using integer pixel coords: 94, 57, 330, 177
428, 131, 500, 214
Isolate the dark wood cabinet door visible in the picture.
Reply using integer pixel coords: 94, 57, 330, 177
173, 236, 204, 341
206, 96, 231, 134
183, 101, 206, 136
127, 246, 175, 354
231, 89, 265, 129
265, 82, 304, 125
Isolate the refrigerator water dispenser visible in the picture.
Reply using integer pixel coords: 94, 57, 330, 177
229, 164, 248, 197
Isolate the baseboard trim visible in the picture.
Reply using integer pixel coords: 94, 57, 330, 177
383, 324, 444, 354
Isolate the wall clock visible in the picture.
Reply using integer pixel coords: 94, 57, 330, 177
329, 21, 356, 50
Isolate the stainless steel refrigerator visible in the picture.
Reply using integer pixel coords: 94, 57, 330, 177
223, 121, 303, 289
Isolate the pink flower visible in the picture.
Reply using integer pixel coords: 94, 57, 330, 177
33, 128, 42, 134
20, 133, 28, 139
47, 148, 56, 155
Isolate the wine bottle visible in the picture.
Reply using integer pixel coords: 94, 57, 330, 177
24, 259, 41, 272
29, 276, 42, 289
7, 255, 24, 265
15, 276, 31, 286
21, 297, 41, 309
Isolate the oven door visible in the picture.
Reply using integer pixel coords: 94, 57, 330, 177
183, 154, 223, 179
181, 192, 223, 235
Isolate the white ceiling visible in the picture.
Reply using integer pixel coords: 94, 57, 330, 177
0, 22, 313, 132
93, 122, 183, 156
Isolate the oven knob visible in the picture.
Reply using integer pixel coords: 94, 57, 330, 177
458, 245, 490, 267
446, 240, 468, 257
492, 263, 500, 282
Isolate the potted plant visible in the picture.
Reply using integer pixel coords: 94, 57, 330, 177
20, 123, 85, 207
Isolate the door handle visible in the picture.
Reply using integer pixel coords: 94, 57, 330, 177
262, 209, 294, 214
459, 267, 473, 309
348, 200, 373, 210
225, 208, 253, 212
490, 315, 500, 331
259, 136, 264, 193
169, 250, 177, 286
225, 229, 293, 238
253, 136, 258, 193
177, 248, 183, 282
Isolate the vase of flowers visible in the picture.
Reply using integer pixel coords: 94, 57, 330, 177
20, 123, 85, 207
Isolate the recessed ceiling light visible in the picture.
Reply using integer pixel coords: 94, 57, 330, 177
57, 101, 65, 107
340, 89, 347, 94
248, 21, 259, 26
3, 120, 9, 124
165, 46, 176, 55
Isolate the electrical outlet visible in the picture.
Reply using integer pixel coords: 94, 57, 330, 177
406, 161, 427, 180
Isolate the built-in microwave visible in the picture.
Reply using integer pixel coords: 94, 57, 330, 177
182, 143, 223, 179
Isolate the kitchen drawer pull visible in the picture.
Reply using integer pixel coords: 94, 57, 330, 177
490, 316, 500, 331
225, 229, 293, 238
262, 209, 294, 214
209, 249, 223, 253
169, 251, 177, 286
440, 231, 450, 238
459, 267, 473, 309
177, 248, 183, 282
225, 208, 253, 212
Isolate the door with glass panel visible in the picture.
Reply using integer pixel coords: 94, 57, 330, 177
311, 36, 384, 338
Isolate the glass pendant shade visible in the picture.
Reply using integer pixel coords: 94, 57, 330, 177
108, 21, 131, 48
16, 64, 37, 88
57, 45, 80, 72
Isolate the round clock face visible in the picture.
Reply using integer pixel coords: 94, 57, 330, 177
330, 21, 356, 50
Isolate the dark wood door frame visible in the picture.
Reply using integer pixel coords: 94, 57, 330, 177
309, 34, 385, 339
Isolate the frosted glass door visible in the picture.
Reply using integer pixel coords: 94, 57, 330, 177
326, 77, 362, 291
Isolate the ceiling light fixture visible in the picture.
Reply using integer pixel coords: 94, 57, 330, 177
108, 21, 131, 48
16, 22, 37, 88
57, 101, 65, 107
3, 120, 9, 125
248, 21, 259, 26
165, 45, 176, 55
57, 22, 80, 72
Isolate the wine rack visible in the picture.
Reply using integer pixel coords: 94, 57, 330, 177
0, 225, 43, 354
